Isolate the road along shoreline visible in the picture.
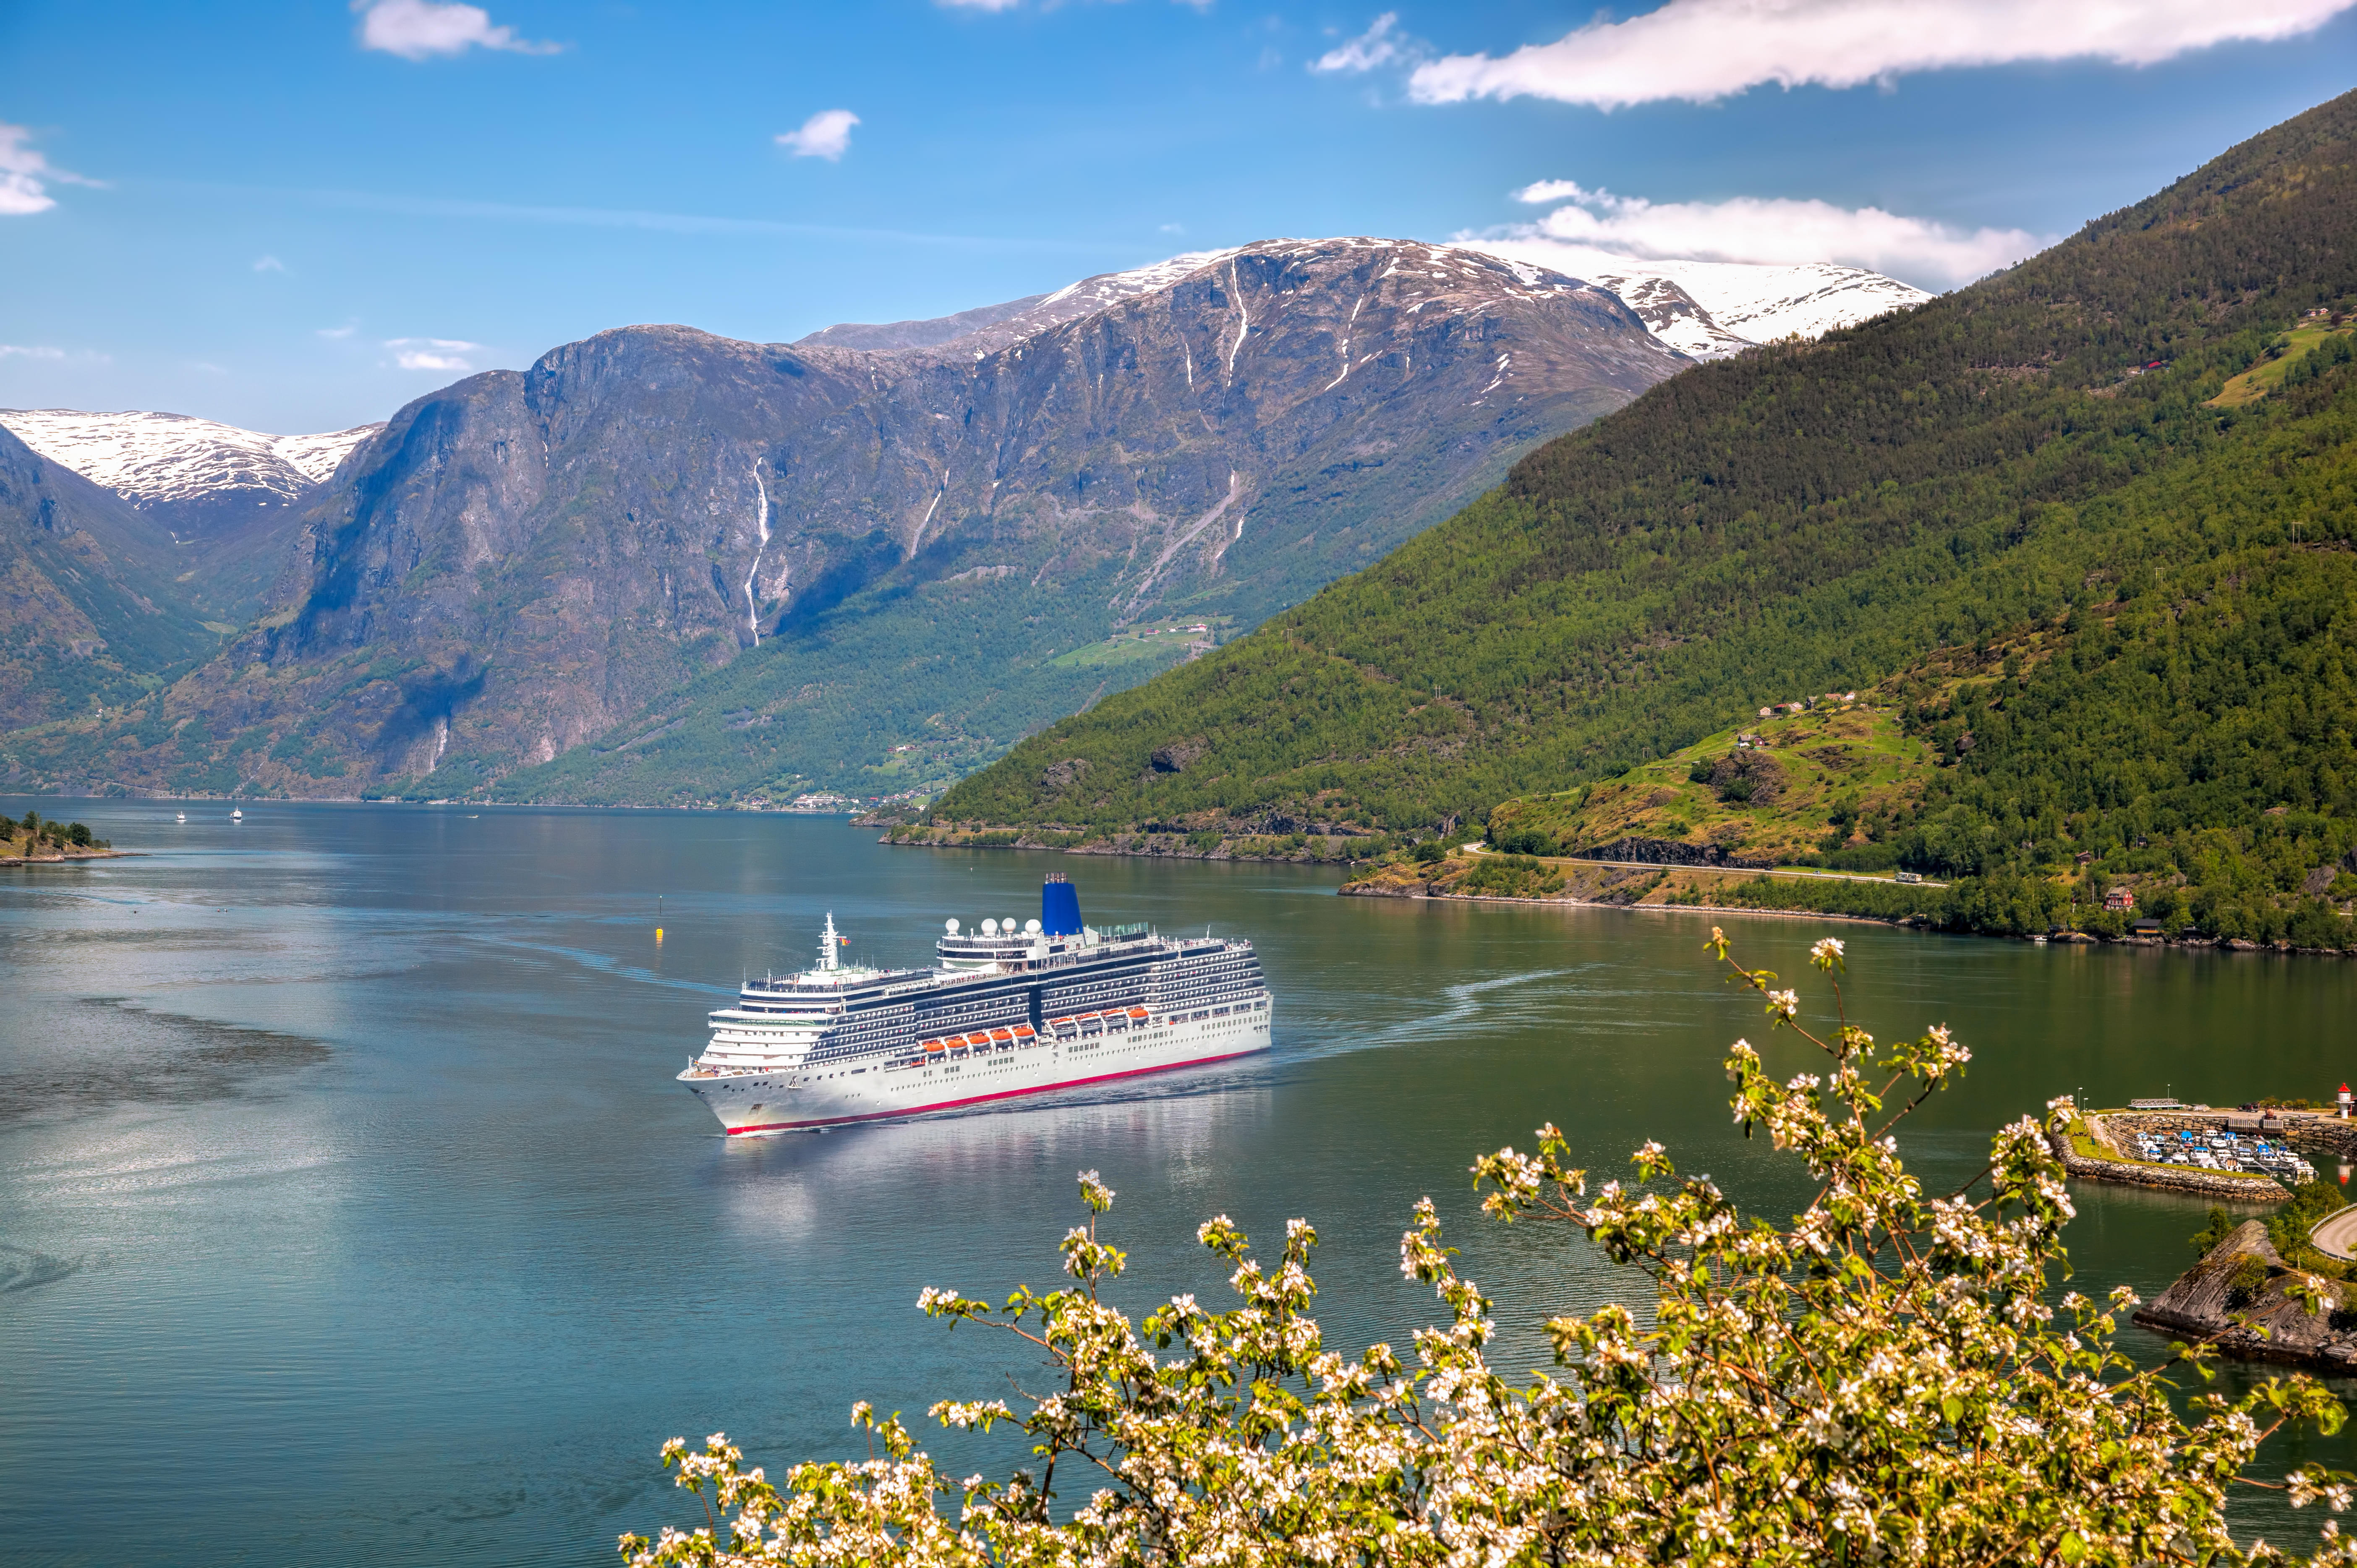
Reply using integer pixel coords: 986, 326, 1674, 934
874, 829, 2356, 959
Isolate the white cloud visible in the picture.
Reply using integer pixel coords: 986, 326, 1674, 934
1511, 179, 1587, 205
0, 123, 100, 217
354, 0, 557, 60
385, 336, 482, 371
1410, 0, 2357, 107
318, 324, 359, 340
0, 344, 66, 360
253, 254, 287, 273
1485, 180, 2050, 288
776, 109, 860, 161
1312, 12, 1410, 73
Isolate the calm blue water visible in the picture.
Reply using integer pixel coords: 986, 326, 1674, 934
4, 801, 2355, 1564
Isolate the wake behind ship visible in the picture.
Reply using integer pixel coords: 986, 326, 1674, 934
680, 875, 1273, 1134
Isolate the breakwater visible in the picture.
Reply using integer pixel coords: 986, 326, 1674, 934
2051, 1126, 2290, 1203
2049, 1108, 2357, 1202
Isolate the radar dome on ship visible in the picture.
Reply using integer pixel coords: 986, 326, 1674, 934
945, 918, 959, 934
981, 918, 998, 935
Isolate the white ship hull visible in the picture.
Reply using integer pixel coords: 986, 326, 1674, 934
684, 1008, 1271, 1135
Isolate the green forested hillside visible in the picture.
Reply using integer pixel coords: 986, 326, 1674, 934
0, 426, 219, 731
925, 91, 2357, 943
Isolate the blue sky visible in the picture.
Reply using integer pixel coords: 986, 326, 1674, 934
2, 0, 2351, 433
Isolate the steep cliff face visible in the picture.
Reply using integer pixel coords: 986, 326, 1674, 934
0, 426, 214, 730
35, 238, 1687, 800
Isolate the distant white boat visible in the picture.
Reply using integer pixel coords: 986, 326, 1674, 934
230, 808, 243, 821
176, 812, 186, 823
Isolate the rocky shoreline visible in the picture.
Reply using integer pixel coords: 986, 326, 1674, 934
0, 847, 129, 867
2135, 1220, 2357, 1372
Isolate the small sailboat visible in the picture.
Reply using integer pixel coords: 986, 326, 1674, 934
230, 808, 243, 821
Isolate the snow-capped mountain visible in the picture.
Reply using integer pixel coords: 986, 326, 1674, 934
1633, 261, 1932, 344
1556, 269, 1758, 360
814, 243, 1931, 372
1452, 243, 1931, 359
0, 409, 382, 518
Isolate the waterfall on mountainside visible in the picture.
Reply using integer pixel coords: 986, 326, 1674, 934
744, 468, 770, 644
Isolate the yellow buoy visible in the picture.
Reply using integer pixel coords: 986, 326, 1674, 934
655, 927, 664, 943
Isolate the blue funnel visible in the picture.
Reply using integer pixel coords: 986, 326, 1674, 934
1041, 875, 1083, 936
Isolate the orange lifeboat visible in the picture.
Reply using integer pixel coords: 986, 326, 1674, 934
1128, 1006, 1150, 1021
923, 1039, 946, 1053
1012, 1024, 1037, 1039
990, 1027, 1014, 1043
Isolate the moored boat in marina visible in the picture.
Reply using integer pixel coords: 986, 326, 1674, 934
679, 875, 1272, 1134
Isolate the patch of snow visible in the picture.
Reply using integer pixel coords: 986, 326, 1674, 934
269, 425, 381, 483
1648, 260, 1932, 343
1226, 259, 1250, 378
1447, 241, 1930, 359
0, 408, 384, 505
1035, 248, 1244, 313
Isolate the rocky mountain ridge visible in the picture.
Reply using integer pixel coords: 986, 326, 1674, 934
3, 237, 1934, 806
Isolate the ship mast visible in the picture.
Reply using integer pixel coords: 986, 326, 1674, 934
819, 912, 841, 972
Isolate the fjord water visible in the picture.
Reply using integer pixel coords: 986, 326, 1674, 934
5, 803, 2356, 1565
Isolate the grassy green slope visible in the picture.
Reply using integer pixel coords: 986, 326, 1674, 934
0, 429, 220, 732
930, 91, 2357, 872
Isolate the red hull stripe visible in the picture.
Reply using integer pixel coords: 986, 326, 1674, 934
721, 1045, 1269, 1135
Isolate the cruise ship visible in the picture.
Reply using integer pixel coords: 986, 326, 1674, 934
680, 875, 1272, 1134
